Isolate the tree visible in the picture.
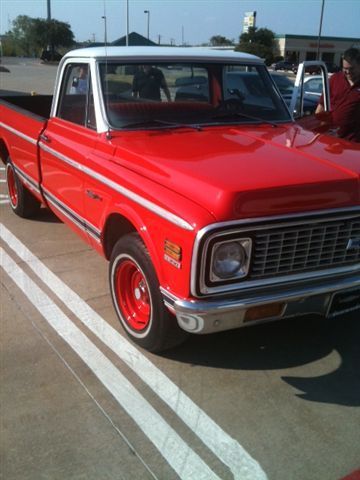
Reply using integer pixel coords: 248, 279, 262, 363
9, 15, 74, 58
11, 15, 37, 56
236, 27, 278, 65
210, 35, 234, 47
34, 18, 74, 53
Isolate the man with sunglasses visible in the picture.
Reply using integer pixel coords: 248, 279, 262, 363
315, 47, 360, 142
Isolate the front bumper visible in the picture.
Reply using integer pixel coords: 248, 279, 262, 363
161, 273, 360, 334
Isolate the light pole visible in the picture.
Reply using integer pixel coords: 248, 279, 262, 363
316, 0, 325, 60
102, 15, 107, 45
144, 10, 150, 39
46, 0, 51, 21
126, 0, 129, 46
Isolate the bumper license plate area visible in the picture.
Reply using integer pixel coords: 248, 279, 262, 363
328, 288, 360, 317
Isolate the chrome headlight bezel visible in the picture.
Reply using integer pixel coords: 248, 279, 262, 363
196, 228, 253, 295
210, 238, 252, 281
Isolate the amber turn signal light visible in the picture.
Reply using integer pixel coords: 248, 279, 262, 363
244, 303, 285, 322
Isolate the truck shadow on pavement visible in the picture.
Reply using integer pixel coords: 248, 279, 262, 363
165, 312, 360, 407
31, 206, 63, 223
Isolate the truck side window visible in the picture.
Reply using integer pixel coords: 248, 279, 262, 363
57, 63, 96, 129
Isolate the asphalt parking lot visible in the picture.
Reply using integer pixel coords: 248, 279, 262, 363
1, 56, 360, 480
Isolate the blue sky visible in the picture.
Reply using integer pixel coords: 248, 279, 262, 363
1, 0, 359, 45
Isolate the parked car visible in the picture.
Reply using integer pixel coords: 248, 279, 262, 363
292, 63, 321, 75
270, 72, 319, 115
174, 75, 209, 102
271, 60, 297, 72
40, 49, 63, 62
292, 62, 339, 75
303, 75, 323, 97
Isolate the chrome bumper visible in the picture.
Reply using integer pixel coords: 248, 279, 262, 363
162, 274, 360, 334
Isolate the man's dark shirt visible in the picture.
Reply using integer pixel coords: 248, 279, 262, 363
133, 67, 165, 101
319, 72, 360, 142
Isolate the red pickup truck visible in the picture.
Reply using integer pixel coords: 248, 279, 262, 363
1, 47, 359, 352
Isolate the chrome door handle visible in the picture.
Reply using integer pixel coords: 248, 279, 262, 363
40, 133, 51, 143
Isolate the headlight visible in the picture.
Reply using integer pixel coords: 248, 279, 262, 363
211, 238, 251, 281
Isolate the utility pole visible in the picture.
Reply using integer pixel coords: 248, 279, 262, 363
316, 0, 325, 60
47, 0, 52, 57
144, 10, 150, 39
126, 0, 129, 46
102, 15, 107, 45
47, 0, 51, 21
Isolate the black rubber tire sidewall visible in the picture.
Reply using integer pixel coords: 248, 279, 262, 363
6, 158, 41, 218
109, 233, 183, 352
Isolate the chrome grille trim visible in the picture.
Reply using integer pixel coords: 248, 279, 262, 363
251, 218, 360, 278
192, 207, 360, 297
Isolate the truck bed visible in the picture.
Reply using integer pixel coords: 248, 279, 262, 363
0, 94, 53, 120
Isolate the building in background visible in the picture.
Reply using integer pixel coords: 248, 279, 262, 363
111, 32, 157, 47
276, 34, 360, 66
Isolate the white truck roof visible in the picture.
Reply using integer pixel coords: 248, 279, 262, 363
62, 46, 263, 64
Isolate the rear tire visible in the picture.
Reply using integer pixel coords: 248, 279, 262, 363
109, 233, 188, 352
6, 159, 41, 218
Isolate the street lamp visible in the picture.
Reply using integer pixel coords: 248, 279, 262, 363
102, 15, 107, 45
144, 10, 150, 39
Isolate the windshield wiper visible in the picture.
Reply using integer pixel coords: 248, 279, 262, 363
120, 118, 203, 131
211, 110, 278, 128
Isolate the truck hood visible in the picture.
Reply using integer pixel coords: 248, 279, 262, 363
111, 124, 360, 220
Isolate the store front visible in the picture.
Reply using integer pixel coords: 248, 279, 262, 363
276, 34, 360, 67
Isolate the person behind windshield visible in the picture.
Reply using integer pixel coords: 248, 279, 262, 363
132, 65, 171, 101
70, 66, 88, 94
315, 48, 360, 142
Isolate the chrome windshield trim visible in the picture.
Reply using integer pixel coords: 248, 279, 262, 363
0, 122, 37, 145
39, 142, 194, 231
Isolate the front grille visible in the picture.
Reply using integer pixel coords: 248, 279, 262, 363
251, 217, 360, 279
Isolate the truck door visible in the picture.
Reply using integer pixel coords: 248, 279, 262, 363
39, 63, 97, 244
289, 60, 331, 117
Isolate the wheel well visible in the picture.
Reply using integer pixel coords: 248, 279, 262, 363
0, 140, 9, 165
103, 213, 137, 260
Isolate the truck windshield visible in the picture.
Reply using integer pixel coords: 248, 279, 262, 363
99, 62, 291, 129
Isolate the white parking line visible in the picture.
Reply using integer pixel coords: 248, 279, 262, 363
0, 223, 267, 480
0, 247, 221, 480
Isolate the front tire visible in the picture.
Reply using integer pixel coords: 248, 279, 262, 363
6, 159, 41, 218
109, 233, 187, 352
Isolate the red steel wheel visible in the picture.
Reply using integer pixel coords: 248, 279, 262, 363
6, 162, 18, 209
109, 233, 188, 352
5, 157, 41, 218
115, 258, 151, 331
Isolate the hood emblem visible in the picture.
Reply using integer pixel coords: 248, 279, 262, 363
346, 238, 360, 251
